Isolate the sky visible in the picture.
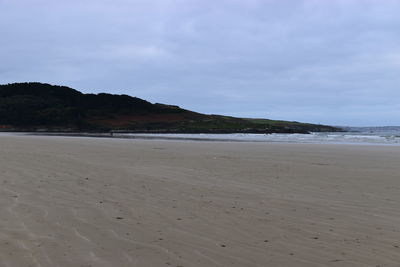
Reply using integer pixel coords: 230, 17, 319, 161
1, 0, 399, 126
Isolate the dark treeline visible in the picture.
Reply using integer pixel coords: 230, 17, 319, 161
0, 82, 339, 133
0, 83, 182, 129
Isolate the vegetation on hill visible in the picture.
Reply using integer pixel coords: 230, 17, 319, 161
0, 82, 340, 133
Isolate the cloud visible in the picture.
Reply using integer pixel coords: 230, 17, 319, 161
1, 0, 399, 125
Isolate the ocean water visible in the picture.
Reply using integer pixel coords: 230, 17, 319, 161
121, 126, 400, 145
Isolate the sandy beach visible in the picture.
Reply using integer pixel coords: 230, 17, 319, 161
1, 134, 400, 267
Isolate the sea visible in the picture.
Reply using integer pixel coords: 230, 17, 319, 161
2, 126, 400, 146
120, 126, 400, 146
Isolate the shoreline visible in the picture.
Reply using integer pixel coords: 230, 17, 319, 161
3, 131, 400, 147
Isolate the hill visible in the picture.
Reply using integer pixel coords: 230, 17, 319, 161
0, 82, 339, 133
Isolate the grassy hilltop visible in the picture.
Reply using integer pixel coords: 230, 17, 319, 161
0, 83, 340, 133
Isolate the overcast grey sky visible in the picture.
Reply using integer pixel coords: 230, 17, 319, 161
1, 0, 399, 126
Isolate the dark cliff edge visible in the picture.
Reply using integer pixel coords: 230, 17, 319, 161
0, 82, 340, 134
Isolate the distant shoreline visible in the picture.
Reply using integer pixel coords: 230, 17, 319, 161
3, 131, 400, 146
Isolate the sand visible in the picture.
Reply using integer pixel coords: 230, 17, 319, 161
0, 134, 400, 267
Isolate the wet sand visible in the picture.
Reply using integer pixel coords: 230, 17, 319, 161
1, 134, 400, 266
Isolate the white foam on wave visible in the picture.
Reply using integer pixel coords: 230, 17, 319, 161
122, 131, 400, 145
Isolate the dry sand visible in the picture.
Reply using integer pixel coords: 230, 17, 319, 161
1, 134, 400, 267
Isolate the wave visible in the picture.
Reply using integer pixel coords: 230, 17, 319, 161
120, 131, 400, 145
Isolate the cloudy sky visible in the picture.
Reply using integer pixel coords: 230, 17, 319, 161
1, 0, 399, 126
